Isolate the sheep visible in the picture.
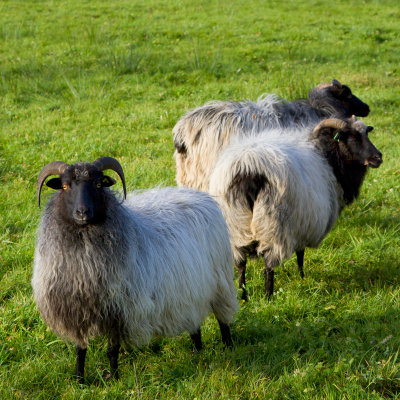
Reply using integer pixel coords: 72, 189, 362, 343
208, 117, 382, 300
32, 156, 238, 383
173, 80, 370, 192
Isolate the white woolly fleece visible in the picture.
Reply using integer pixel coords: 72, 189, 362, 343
33, 187, 238, 348
209, 132, 341, 265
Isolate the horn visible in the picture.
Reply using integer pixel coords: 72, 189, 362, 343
313, 118, 348, 137
92, 157, 126, 200
37, 161, 70, 208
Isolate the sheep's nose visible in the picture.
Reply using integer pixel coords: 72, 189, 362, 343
367, 152, 383, 168
375, 154, 383, 165
75, 206, 90, 219
374, 150, 383, 164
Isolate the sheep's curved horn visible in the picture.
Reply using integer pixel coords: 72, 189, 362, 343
37, 161, 70, 208
313, 118, 348, 137
92, 157, 126, 200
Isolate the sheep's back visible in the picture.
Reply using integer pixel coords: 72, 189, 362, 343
173, 96, 282, 190
173, 95, 321, 191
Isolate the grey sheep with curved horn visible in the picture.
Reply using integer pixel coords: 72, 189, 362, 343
33, 156, 238, 383
209, 116, 382, 300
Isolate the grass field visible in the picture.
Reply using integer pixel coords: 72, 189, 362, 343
1, 0, 400, 398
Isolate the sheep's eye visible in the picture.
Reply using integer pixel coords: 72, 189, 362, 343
62, 184, 69, 191
96, 182, 102, 189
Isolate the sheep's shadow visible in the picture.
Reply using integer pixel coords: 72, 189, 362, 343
97, 303, 400, 397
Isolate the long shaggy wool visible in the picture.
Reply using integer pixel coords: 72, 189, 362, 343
208, 132, 342, 264
33, 187, 238, 348
173, 95, 329, 191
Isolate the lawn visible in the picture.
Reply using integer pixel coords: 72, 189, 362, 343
1, 0, 400, 398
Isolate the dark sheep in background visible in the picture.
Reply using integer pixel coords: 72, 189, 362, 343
173, 80, 370, 191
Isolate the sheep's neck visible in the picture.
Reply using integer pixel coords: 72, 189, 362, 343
323, 146, 367, 205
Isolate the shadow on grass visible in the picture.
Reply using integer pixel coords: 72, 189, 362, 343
99, 305, 400, 397
18, 298, 400, 398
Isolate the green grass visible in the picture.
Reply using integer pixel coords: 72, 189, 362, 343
1, 0, 400, 398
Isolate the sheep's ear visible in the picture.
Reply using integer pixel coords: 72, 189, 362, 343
46, 178, 62, 190
102, 175, 117, 187
332, 79, 342, 88
331, 79, 344, 96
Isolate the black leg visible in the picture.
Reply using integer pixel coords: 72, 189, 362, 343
107, 338, 121, 380
237, 259, 247, 301
264, 255, 275, 300
296, 249, 305, 279
218, 320, 233, 348
75, 345, 87, 384
190, 328, 202, 352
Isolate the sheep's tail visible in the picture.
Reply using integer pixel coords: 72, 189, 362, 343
209, 134, 291, 263
209, 135, 288, 210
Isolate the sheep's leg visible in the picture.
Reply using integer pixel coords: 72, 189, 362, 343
296, 250, 305, 279
236, 259, 247, 301
190, 328, 202, 351
263, 255, 276, 300
217, 320, 233, 348
75, 345, 87, 384
107, 337, 121, 380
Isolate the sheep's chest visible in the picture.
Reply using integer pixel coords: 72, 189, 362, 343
37, 231, 117, 343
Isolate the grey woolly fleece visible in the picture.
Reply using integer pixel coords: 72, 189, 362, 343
33, 187, 238, 348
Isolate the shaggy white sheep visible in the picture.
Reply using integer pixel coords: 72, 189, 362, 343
33, 157, 238, 383
208, 118, 382, 299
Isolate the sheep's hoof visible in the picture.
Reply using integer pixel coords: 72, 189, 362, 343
266, 293, 274, 301
75, 375, 85, 385
223, 338, 233, 350
103, 371, 119, 381
148, 340, 162, 353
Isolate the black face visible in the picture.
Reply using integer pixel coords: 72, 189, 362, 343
333, 84, 370, 118
339, 125, 382, 168
46, 164, 116, 225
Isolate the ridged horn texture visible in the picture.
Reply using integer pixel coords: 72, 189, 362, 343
91, 156, 127, 200
37, 161, 70, 208
313, 118, 348, 138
